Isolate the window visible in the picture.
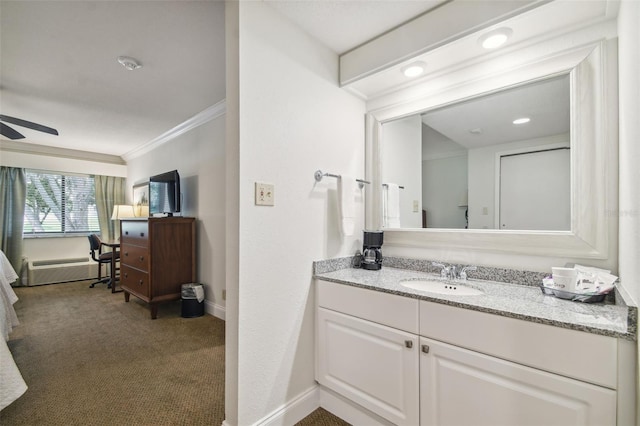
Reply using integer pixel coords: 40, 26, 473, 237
23, 170, 100, 235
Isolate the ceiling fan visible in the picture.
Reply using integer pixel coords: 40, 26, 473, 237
0, 114, 59, 140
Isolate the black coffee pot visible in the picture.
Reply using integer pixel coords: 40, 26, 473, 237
362, 230, 383, 270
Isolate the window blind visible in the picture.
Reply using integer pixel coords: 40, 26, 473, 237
23, 170, 100, 235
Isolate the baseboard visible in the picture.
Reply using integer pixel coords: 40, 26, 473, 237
205, 300, 226, 320
254, 385, 319, 426
318, 386, 393, 426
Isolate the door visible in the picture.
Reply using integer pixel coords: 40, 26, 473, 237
317, 308, 419, 425
499, 148, 570, 230
420, 337, 616, 426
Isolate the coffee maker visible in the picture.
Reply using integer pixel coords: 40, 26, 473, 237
362, 230, 383, 270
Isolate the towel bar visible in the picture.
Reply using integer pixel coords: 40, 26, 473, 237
383, 183, 405, 189
314, 170, 370, 188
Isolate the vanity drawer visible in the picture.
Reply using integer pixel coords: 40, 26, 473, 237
317, 280, 419, 334
121, 265, 150, 299
120, 244, 149, 272
419, 301, 617, 389
120, 221, 149, 247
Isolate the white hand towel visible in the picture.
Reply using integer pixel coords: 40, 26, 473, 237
385, 183, 401, 228
338, 175, 356, 236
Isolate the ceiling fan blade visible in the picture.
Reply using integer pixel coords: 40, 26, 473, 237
0, 123, 25, 140
0, 114, 59, 136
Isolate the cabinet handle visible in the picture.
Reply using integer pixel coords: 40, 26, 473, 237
405, 340, 413, 349
124, 252, 128, 257
139, 280, 143, 286
125, 231, 129, 235
140, 232, 145, 237
139, 256, 144, 262
124, 273, 128, 278
421, 344, 430, 354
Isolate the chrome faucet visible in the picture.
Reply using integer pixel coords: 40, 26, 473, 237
432, 262, 477, 281
432, 262, 456, 280
459, 266, 477, 281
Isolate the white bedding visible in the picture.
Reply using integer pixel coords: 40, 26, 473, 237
0, 250, 27, 411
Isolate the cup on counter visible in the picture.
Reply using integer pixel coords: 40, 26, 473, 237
552, 267, 578, 292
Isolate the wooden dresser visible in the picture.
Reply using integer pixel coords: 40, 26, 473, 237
120, 217, 196, 319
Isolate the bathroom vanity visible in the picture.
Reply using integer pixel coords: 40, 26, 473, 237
315, 2, 634, 423
314, 261, 636, 426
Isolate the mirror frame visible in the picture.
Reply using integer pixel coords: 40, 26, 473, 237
365, 40, 617, 259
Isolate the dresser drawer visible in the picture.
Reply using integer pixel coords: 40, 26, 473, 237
120, 244, 149, 272
121, 221, 149, 247
121, 265, 150, 298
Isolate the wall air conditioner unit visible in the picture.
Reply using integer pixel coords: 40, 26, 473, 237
27, 258, 98, 286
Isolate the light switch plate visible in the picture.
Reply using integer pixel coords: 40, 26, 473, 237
255, 182, 275, 206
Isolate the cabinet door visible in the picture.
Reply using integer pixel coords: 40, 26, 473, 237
317, 308, 419, 426
420, 337, 616, 426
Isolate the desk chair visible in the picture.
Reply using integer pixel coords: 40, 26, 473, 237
88, 234, 119, 288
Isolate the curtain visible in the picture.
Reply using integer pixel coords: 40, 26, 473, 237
95, 175, 126, 242
0, 167, 26, 285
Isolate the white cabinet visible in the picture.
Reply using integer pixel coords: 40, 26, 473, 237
420, 336, 616, 426
315, 280, 621, 426
317, 307, 419, 425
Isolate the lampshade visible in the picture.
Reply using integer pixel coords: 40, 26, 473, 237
111, 205, 135, 220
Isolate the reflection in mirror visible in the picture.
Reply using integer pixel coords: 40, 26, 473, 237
380, 74, 570, 231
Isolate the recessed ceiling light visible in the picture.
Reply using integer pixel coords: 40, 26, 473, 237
401, 61, 426, 78
117, 56, 142, 71
478, 28, 513, 50
513, 117, 531, 125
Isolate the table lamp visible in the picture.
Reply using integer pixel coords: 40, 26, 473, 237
111, 205, 135, 220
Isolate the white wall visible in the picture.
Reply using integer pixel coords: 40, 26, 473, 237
228, 2, 366, 424
422, 155, 467, 229
125, 114, 227, 318
617, 4, 640, 419
618, 1, 640, 305
381, 115, 422, 228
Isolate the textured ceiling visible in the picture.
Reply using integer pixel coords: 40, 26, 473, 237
0, 0, 225, 156
0, 0, 449, 157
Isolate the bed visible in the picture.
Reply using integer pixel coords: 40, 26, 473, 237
0, 250, 27, 411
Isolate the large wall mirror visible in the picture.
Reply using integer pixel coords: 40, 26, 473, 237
381, 74, 570, 231
366, 40, 617, 259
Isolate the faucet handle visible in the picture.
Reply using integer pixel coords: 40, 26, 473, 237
459, 266, 478, 281
431, 262, 449, 278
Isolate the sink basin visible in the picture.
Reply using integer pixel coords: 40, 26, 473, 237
400, 279, 484, 296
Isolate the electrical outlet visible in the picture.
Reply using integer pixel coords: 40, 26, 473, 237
413, 200, 419, 212
255, 182, 275, 206
222, 289, 227, 300
482, 207, 488, 215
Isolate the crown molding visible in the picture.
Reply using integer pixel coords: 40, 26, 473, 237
122, 99, 226, 162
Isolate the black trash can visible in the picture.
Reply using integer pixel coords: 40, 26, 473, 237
181, 283, 205, 318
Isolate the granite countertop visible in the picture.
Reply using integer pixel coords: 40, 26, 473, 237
314, 265, 636, 341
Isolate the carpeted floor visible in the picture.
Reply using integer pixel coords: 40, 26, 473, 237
1, 280, 225, 425
1, 280, 350, 426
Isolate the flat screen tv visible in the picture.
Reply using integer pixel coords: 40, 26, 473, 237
149, 170, 181, 216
